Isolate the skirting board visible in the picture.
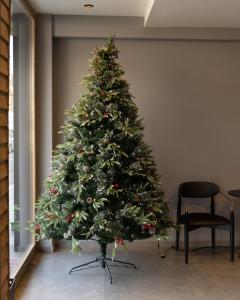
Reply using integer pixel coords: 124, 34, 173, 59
37, 239, 56, 253
37, 238, 239, 254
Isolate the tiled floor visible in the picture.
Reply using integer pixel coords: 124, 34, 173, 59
15, 246, 240, 300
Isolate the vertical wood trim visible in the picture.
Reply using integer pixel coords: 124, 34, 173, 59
0, 0, 10, 299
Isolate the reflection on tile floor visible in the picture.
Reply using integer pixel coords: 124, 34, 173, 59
15, 246, 240, 300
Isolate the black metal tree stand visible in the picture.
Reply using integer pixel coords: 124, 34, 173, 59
69, 242, 137, 284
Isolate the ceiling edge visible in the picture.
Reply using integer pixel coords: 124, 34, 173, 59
144, 0, 155, 27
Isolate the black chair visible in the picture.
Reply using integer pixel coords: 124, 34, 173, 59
175, 181, 234, 263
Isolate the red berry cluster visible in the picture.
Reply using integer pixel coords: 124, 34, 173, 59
113, 183, 121, 190
35, 224, 41, 234
79, 146, 84, 154
50, 187, 58, 195
136, 194, 142, 202
116, 238, 124, 245
143, 223, 155, 230
67, 213, 75, 224
103, 112, 109, 118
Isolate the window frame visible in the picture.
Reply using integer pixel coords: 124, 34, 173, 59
9, 0, 36, 286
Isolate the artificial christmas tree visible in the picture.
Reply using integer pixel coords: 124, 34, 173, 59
34, 37, 172, 283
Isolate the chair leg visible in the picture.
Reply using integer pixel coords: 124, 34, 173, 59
176, 228, 180, 251
176, 194, 182, 251
184, 226, 189, 264
211, 227, 215, 250
184, 211, 189, 264
230, 210, 235, 262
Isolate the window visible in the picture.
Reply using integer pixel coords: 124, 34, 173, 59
9, 0, 36, 278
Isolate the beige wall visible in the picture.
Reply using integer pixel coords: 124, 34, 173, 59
53, 15, 240, 41
53, 38, 240, 243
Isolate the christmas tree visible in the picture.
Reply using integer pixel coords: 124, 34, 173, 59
34, 37, 171, 265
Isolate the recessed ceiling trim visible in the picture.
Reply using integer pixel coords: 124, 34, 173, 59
144, 0, 155, 27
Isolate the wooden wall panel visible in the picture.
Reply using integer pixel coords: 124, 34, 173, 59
0, 195, 7, 215
0, 40, 8, 59
0, 177, 7, 195
0, 229, 8, 249
0, 57, 8, 76
2, 0, 9, 8
0, 161, 7, 179
0, 110, 7, 126
0, 146, 8, 163
0, 128, 7, 143
0, 0, 10, 299
0, 5, 9, 26
0, 77, 8, 93
0, 21, 8, 42
0, 212, 8, 235
0, 94, 8, 110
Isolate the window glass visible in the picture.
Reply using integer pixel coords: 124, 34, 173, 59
9, 0, 34, 277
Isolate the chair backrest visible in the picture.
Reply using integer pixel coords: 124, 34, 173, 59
179, 182, 219, 198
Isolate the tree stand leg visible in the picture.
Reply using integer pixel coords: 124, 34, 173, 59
69, 242, 137, 284
100, 242, 106, 268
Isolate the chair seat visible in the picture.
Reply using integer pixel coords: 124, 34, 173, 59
180, 213, 230, 227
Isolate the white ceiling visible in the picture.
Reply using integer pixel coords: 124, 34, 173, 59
28, 0, 149, 17
28, 0, 240, 28
145, 0, 240, 28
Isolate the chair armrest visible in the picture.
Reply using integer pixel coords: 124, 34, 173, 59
219, 191, 234, 212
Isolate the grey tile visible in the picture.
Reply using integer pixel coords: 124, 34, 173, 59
15, 247, 240, 300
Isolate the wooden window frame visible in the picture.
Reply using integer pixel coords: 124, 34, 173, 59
0, 1, 11, 299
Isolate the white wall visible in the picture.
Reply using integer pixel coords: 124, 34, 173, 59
53, 38, 240, 243
36, 15, 240, 244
